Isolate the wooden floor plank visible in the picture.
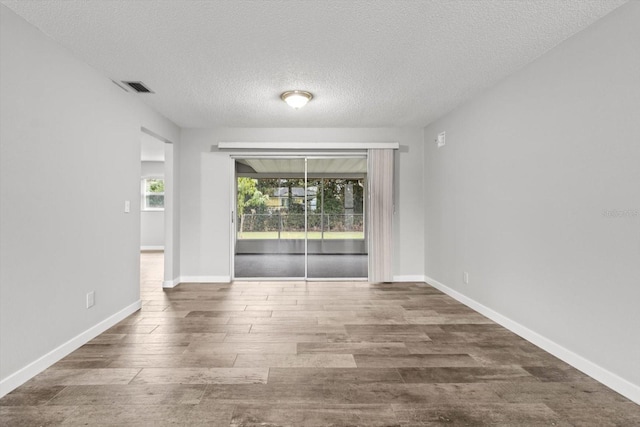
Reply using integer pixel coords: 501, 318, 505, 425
2, 252, 639, 426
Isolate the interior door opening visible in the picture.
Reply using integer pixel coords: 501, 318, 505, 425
233, 156, 368, 280
139, 129, 175, 289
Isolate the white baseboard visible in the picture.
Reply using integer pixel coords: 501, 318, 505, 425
393, 275, 427, 282
140, 246, 164, 251
162, 277, 180, 288
424, 275, 640, 405
178, 276, 231, 284
0, 300, 141, 398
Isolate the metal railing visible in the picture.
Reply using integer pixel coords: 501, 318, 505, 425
237, 213, 364, 239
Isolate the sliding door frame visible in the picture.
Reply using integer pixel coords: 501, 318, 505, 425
230, 152, 368, 281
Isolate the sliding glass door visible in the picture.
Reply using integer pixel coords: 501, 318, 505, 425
306, 158, 367, 278
234, 158, 306, 279
233, 155, 367, 280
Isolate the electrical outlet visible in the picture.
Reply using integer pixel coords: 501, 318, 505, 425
86, 291, 95, 308
463, 272, 469, 284
437, 131, 446, 148
124, 200, 131, 213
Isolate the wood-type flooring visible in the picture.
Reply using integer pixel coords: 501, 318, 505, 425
1, 252, 639, 426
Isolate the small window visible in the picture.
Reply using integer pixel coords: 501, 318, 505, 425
142, 178, 164, 211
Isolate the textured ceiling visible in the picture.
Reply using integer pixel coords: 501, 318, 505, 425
1, 0, 627, 128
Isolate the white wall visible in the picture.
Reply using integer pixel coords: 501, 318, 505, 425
423, 2, 639, 400
0, 6, 179, 394
179, 128, 424, 281
141, 161, 165, 249
163, 140, 180, 286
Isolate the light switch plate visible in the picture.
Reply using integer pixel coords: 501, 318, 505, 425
86, 291, 95, 308
124, 200, 130, 213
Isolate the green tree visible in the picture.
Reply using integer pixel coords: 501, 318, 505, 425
237, 177, 269, 232
147, 179, 164, 193
322, 179, 346, 214
255, 178, 278, 202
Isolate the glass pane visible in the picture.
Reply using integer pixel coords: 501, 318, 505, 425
307, 158, 368, 279
146, 179, 164, 193
234, 158, 306, 278
146, 194, 164, 209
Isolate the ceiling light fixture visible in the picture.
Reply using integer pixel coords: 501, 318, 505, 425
281, 90, 313, 109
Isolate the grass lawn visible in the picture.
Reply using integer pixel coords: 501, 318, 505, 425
237, 231, 364, 240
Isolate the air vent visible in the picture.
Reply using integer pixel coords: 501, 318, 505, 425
122, 81, 154, 93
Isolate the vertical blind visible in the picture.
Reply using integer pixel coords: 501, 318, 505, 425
367, 149, 394, 283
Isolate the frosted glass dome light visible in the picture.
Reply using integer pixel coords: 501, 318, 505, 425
281, 90, 313, 109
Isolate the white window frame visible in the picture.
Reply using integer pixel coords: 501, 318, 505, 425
141, 177, 165, 211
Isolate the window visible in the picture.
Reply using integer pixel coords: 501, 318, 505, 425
142, 178, 164, 210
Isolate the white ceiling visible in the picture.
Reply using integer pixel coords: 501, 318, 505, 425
2, 0, 626, 128
239, 158, 367, 174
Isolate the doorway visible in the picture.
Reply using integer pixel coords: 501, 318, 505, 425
139, 129, 175, 288
233, 156, 368, 280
